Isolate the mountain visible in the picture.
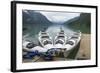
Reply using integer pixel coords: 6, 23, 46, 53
23, 10, 52, 24
63, 16, 80, 25
63, 13, 91, 34
22, 10, 53, 36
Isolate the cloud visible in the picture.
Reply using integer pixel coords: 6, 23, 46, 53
40, 11, 80, 23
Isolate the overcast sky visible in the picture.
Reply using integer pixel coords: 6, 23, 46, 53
39, 11, 80, 23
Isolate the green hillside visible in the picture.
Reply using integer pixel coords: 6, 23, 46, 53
64, 13, 91, 34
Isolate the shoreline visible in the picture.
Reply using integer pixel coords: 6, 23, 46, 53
76, 34, 91, 60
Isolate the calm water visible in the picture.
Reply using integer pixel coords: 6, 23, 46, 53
23, 24, 76, 45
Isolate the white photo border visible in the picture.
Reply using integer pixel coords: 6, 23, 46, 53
11, 1, 98, 72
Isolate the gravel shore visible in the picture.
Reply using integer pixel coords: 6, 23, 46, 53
76, 34, 91, 60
